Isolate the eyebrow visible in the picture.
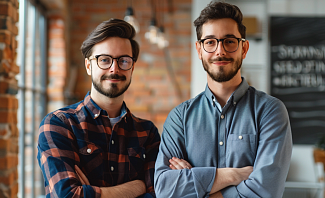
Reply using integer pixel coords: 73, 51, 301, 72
202, 34, 238, 39
96, 54, 131, 58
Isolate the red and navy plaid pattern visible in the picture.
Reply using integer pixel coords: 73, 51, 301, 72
37, 93, 160, 198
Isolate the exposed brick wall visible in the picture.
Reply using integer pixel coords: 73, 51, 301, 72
68, 0, 192, 132
0, 0, 20, 197
47, 15, 67, 112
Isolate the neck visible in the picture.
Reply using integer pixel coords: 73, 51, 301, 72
90, 87, 124, 118
207, 74, 242, 107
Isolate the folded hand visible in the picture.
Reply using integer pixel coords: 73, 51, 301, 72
169, 157, 193, 170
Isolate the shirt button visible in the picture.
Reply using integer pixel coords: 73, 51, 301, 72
219, 141, 224, 146
111, 166, 114, 171
111, 140, 114, 145
220, 115, 225, 119
239, 135, 243, 140
87, 148, 91, 153
94, 114, 99, 118
233, 102, 237, 105
143, 154, 146, 159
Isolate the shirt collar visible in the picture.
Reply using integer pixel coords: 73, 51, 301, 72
204, 77, 250, 109
83, 92, 129, 119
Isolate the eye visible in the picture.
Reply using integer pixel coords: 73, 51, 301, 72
120, 59, 129, 64
224, 39, 236, 44
204, 39, 216, 45
98, 56, 112, 64
119, 57, 132, 64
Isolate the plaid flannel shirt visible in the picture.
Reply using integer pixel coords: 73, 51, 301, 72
37, 93, 160, 198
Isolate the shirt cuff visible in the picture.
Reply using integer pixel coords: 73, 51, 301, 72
221, 186, 239, 198
191, 167, 216, 197
83, 185, 101, 198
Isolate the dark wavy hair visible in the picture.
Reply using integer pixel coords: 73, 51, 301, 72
81, 18, 139, 61
193, 2, 246, 40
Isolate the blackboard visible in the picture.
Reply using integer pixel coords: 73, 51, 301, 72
270, 17, 325, 144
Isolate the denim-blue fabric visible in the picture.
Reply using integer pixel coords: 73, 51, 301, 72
155, 78, 292, 198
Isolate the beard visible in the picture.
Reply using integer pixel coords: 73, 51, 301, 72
202, 56, 242, 82
92, 73, 131, 98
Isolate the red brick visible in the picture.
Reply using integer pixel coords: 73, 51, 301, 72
0, 30, 11, 45
9, 182, 18, 198
0, 126, 7, 136
0, 111, 17, 123
0, 2, 11, 16
0, 155, 18, 169
0, 168, 17, 186
9, 124, 17, 137
0, 139, 9, 152
0, 81, 9, 94
0, 95, 18, 110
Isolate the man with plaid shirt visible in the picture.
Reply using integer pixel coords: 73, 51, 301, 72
37, 19, 160, 198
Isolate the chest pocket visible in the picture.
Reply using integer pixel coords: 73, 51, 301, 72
78, 141, 104, 174
127, 146, 146, 180
226, 134, 256, 167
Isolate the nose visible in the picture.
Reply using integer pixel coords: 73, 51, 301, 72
214, 40, 226, 56
109, 59, 119, 73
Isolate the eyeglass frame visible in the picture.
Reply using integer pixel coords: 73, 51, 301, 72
198, 37, 246, 53
88, 54, 135, 71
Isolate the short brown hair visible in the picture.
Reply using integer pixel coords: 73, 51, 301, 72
193, 2, 246, 40
81, 18, 139, 62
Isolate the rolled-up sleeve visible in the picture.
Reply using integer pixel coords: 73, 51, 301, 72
221, 99, 292, 198
37, 113, 101, 198
154, 107, 216, 198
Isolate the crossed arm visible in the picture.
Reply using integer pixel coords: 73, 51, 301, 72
75, 165, 146, 198
169, 157, 253, 198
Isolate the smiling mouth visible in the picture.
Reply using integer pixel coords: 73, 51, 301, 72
101, 74, 126, 82
213, 61, 231, 66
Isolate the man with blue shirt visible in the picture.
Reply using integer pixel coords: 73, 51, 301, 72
154, 2, 292, 198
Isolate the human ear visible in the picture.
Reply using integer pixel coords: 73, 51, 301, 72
195, 41, 202, 60
85, 58, 91, 75
242, 40, 249, 59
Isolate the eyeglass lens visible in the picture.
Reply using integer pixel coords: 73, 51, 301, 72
97, 55, 133, 70
203, 38, 239, 53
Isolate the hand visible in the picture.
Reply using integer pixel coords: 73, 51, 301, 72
169, 157, 193, 170
75, 165, 90, 185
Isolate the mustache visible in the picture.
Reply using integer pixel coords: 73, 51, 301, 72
101, 74, 126, 81
209, 57, 234, 63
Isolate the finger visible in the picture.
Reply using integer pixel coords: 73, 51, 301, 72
169, 164, 177, 170
180, 159, 193, 169
169, 158, 184, 169
172, 157, 191, 169
75, 165, 90, 185
75, 165, 85, 185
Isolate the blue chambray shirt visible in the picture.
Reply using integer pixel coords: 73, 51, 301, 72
154, 78, 292, 198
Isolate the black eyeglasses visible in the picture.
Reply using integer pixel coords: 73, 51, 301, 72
88, 54, 135, 70
199, 37, 246, 53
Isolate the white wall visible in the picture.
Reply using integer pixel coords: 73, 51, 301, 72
191, 0, 210, 97
191, 0, 325, 97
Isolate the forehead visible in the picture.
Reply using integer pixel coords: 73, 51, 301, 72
201, 18, 240, 39
91, 37, 132, 56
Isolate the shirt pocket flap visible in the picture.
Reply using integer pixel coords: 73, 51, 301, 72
127, 147, 146, 161
79, 141, 102, 155
227, 134, 255, 143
